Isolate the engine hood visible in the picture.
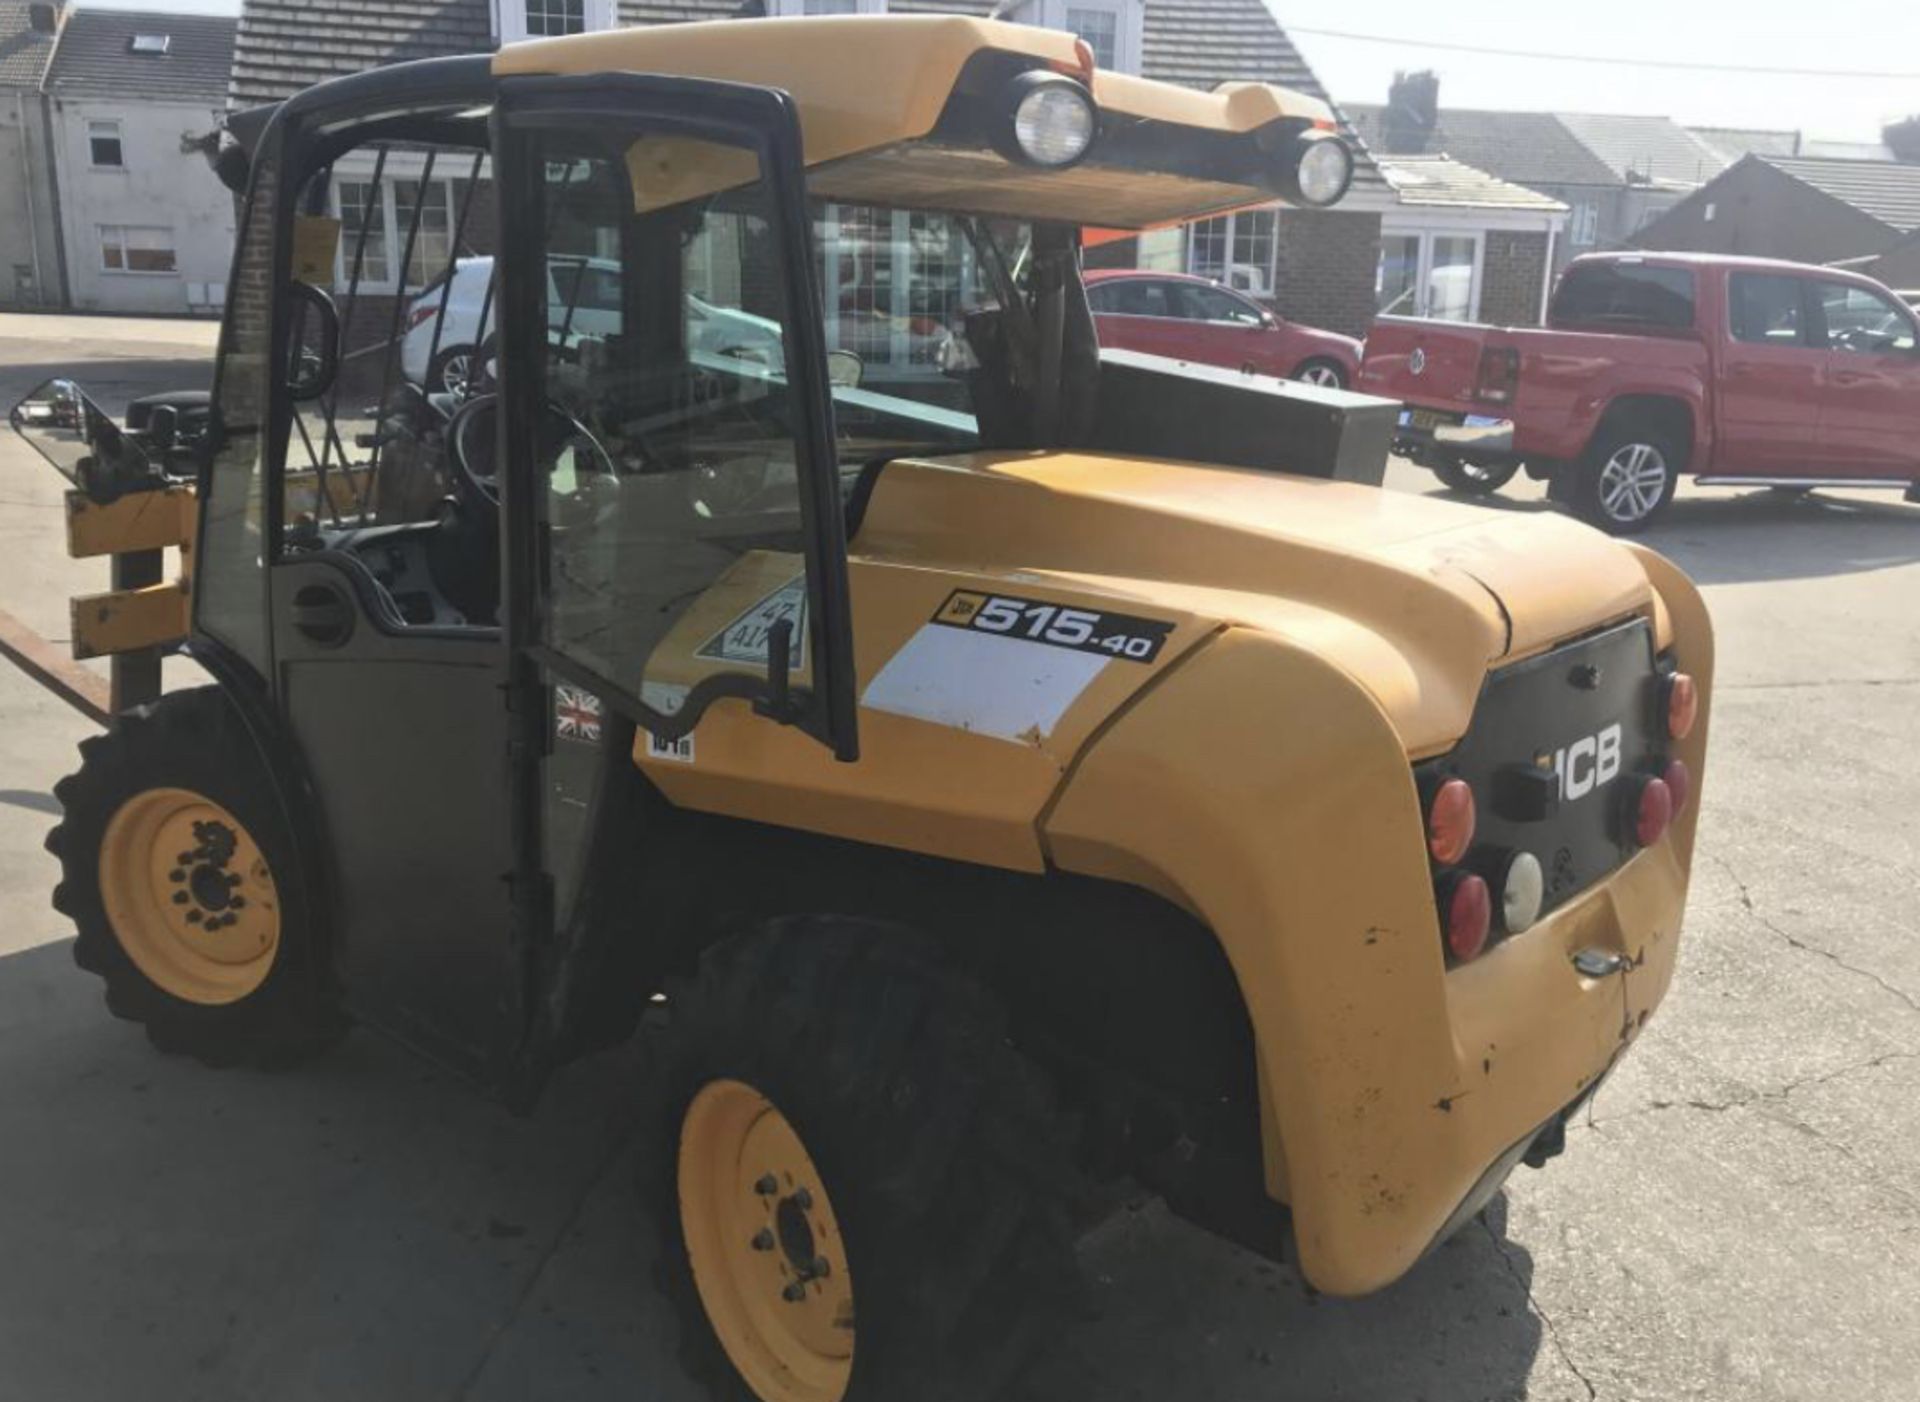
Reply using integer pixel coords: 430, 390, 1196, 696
851, 451, 1659, 758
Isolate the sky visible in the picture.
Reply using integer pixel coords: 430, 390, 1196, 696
1280, 0, 1920, 145
67, 0, 1920, 144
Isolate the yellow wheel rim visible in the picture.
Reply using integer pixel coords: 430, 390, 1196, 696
97, 787, 282, 1006
679, 1079, 855, 1402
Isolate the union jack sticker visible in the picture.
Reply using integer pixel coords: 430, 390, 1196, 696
554, 684, 603, 744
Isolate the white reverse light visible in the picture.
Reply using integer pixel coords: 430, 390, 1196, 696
1006, 76, 1097, 169
1501, 850, 1545, 935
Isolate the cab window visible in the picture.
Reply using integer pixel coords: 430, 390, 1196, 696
1816, 282, 1918, 355
1088, 278, 1174, 317
1728, 273, 1809, 347
1172, 282, 1266, 326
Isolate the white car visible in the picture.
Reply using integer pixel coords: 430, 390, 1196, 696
401, 255, 784, 394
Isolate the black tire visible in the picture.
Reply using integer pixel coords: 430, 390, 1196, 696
644, 920, 1084, 1402
427, 343, 479, 396
1432, 455, 1522, 497
1564, 420, 1685, 534
48, 686, 344, 1068
1292, 357, 1348, 390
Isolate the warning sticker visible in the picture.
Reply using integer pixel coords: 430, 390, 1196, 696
695, 576, 808, 671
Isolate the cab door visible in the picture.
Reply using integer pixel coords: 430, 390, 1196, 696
489, 76, 858, 1049
1719, 270, 1823, 474
1811, 279, 1920, 479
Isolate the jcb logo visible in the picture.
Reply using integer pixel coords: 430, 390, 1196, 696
1552, 723, 1622, 801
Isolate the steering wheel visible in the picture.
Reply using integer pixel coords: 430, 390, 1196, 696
447, 395, 618, 510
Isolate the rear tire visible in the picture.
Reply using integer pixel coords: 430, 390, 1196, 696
428, 343, 478, 397
1564, 421, 1684, 534
48, 686, 343, 1068
1432, 456, 1521, 497
643, 920, 1084, 1402
1292, 357, 1348, 390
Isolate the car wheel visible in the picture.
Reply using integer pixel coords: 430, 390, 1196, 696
1293, 358, 1348, 390
1564, 423, 1684, 535
1432, 456, 1522, 497
428, 344, 478, 397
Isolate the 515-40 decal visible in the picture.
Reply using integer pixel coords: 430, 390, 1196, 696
932, 590, 1173, 663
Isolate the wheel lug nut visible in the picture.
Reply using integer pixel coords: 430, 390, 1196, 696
782, 1281, 808, 1303
750, 1229, 775, 1252
176, 852, 193, 865
792, 1188, 813, 1211
172, 891, 190, 905
185, 910, 203, 924
169, 869, 186, 883
809, 1256, 830, 1279
754, 1174, 779, 1196
231, 896, 246, 909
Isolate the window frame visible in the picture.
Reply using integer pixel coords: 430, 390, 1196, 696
87, 118, 125, 170
1185, 208, 1278, 298
329, 171, 459, 295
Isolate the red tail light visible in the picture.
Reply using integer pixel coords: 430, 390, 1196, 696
1665, 672, 1698, 740
403, 302, 437, 332
1473, 346, 1520, 405
1662, 758, 1692, 816
1426, 777, 1476, 865
1633, 775, 1674, 847
1441, 872, 1492, 962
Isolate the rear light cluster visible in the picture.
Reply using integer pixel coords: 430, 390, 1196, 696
1473, 346, 1520, 406
1427, 667, 1697, 966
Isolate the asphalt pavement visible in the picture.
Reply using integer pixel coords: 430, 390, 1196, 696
0, 313, 1916, 1401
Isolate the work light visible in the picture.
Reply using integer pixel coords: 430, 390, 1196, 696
1284, 130, 1355, 208
999, 72, 1097, 169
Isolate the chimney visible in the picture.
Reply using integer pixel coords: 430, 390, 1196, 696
26, 2, 61, 33
1886, 116, 1920, 163
1382, 70, 1440, 154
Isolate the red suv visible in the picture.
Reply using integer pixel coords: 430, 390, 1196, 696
1085, 269, 1363, 388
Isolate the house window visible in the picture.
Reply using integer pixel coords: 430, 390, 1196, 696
1376, 228, 1483, 321
1186, 210, 1277, 297
524, 0, 584, 35
88, 120, 124, 169
1569, 201, 1600, 247
496, 0, 615, 43
1065, 6, 1119, 68
100, 225, 178, 274
331, 176, 458, 292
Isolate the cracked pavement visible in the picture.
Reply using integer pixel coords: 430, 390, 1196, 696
0, 319, 1917, 1399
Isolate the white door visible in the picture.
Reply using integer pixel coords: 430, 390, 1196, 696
1377, 229, 1484, 322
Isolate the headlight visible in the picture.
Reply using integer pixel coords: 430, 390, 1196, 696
997, 72, 1097, 170
1283, 130, 1355, 208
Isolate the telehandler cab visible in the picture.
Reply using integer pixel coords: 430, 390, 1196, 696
9, 16, 1711, 1400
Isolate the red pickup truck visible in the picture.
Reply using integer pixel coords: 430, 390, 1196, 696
1358, 251, 1920, 533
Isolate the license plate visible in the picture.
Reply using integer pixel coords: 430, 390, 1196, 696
1408, 409, 1446, 432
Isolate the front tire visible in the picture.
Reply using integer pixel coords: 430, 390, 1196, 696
645, 921, 1083, 1402
1564, 421, 1684, 534
428, 343, 478, 397
1292, 357, 1348, 389
1432, 455, 1522, 497
48, 686, 343, 1067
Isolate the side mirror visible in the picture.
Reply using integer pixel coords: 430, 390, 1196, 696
287, 281, 341, 402
8, 378, 159, 503
826, 348, 865, 389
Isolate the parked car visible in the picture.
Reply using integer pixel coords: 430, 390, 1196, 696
401, 254, 784, 394
1085, 268, 1362, 388
1360, 252, 1920, 532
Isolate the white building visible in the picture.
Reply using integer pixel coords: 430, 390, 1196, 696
41, 7, 235, 315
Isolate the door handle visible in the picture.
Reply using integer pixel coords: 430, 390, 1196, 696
291, 582, 354, 647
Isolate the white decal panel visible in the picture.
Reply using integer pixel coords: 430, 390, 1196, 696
863, 625, 1109, 745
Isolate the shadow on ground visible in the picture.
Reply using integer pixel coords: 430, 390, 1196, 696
0, 936, 1550, 1401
